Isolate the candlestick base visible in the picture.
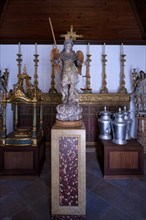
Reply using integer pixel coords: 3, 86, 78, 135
81, 87, 92, 94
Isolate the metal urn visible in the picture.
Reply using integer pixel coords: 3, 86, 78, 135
97, 106, 112, 140
123, 106, 132, 140
112, 108, 127, 145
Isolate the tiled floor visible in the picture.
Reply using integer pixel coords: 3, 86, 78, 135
0, 147, 146, 220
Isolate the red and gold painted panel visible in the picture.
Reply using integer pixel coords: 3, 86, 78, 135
51, 124, 86, 218
59, 137, 78, 206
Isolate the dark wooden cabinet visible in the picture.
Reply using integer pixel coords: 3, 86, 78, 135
0, 136, 45, 175
97, 139, 144, 178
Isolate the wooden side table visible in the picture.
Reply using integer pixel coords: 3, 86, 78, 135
97, 139, 144, 179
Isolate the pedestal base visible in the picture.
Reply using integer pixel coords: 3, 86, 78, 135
56, 119, 83, 128
51, 123, 86, 218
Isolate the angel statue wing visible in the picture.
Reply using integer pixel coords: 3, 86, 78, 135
76, 50, 84, 75
50, 47, 62, 74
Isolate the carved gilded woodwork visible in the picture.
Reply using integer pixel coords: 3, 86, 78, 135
42, 93, 131, 105
0, 53, 43, 147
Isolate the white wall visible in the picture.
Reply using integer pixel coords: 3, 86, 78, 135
0, 44, 146, 136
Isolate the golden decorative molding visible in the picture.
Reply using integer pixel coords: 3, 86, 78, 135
79, 93, 131, 104
43, 93, 62, 104
42, 93, 131, 104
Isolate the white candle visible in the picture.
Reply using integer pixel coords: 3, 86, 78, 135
121, 43, 124, 54
87, 43, 90, 54
35, 43, 37, 54
103, 43, 106, 54
18, 42, 21, 54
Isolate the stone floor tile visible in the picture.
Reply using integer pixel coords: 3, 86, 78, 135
125, 179, 146, 201
92, 179, 123, 203
18, 180, 50, 205
30, 195, 51, 220
106, 178, 133, 190
8, 177, 36, 193
86, 191, 110, 220
0, 192, 27, 219
0, 181, 15, 199
99, 206, 135, 220
86, 171, 102, 191
111, 191, 146, 220
12, 207, 39, 220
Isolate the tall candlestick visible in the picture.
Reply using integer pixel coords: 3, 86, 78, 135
121, 43, 124, 54
103, 43, 106, 54
35, 43, 37, 54
87, 43, 90, 55
18, 42, 21, 54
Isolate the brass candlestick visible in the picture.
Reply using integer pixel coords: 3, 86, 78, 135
1, 69, 9, 139
16, 53, 22, 75
81, 54, 92, 93
3, 68, 9, 101
49, 59, 58, 93
100, 54, 108, 94
33, 53, 40, 138
0, 71, 3, 114
118, 54, 127, 94
33, 54, 39, 90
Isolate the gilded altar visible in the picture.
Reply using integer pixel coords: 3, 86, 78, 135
0, 54, 45, 175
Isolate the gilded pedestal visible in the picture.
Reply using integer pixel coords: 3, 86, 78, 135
51, 123, 86, 219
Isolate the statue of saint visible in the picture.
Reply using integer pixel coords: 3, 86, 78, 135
132, 70, 146, 112
51, 39, 84, 121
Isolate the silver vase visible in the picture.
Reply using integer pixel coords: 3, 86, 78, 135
112, 108, 127, 145
97, 106, 112, 140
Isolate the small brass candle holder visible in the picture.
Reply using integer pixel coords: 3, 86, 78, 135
100, 54, 108, 94
118, 54, 127, 94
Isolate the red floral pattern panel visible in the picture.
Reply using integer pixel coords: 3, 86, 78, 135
59, 136, 78, 206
